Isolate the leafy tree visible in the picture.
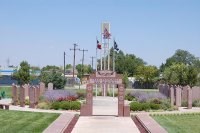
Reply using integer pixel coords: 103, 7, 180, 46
163, 63, 198, 86
135, 65, 159, 88
161, 49, 199, 70
65, 64, 72, 69
76, 64, 93, 83
13, 61, 31, 85
122, 71, 129, 88
40, 65, 66, 89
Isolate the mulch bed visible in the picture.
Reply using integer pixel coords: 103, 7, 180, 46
131, 116, 148, 133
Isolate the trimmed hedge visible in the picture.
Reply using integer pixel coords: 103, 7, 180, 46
51, 101, 81, 110
130, 102, 160, 111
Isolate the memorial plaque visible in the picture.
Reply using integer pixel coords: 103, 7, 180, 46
20, 86, 25, 107
39, 82, 45, 95
48, 83, 53, 90
12, 84, 18, 105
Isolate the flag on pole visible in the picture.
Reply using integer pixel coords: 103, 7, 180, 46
114, 40, 119, 51
97, 39, 102, 49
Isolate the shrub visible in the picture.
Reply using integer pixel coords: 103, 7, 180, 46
149, 103, 160, 110
125, 92, 135, 101
181, 100, 188, 107
37, 102, 51, 109
51, 101, 81, 110
60, 101, 71, 110
0, 91, 6, 98
25, 97, 29, 105
193, 100, 200, 107
150, 98, 162, 104
51, 102, 61, 110
130, 102, 142, 111
141, 103, 150, 111
76, 90, 86, 100
70, 101, 81, 110
160, 99, 171, 110
130, 102, 150, 111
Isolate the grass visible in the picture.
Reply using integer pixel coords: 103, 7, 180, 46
152, 113, 200, 133
0, 110, 59, 133
0, 86, 12, 98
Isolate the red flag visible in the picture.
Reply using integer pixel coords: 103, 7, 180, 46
97, 39, 101, 49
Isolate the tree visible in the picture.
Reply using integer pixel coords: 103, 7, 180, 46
163, 63, 198, 86
13, 61, 30, 85
76, 64, 93, 83
40, 65, 66, 89
65, 64, 72, 69
161, 49, 199, 70
122, 71, 129, 88
135, 65, 159, 88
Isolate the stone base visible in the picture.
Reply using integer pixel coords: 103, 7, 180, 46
123, 105, 130, 117
80, 104, 92, 116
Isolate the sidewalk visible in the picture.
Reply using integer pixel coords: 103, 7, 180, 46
72, 96, 140, 133
72, 116, 140, 133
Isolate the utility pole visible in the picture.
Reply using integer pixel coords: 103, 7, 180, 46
64, 52, 66, 77
79, 49, 88, 84
70, 44, 79, 86
90, 56, 95, 70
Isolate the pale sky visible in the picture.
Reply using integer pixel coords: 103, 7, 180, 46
0, 0, 200, 68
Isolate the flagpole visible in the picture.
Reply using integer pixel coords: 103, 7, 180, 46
113, 38, 115, 98
95, 37, 98, 97
113, 39, 115, 72
100, 34, 103, 70
96, 37, 98, 71
108, 38, 110, 70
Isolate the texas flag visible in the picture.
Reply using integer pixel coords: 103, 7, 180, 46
97, 39, 101, 49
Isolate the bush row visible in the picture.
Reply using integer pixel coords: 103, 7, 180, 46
130, 102, 160, 111
50, 101, 81, 110
130, 99, 172, 111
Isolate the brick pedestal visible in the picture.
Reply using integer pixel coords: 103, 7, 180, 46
176, 87, 181, 107
20, 86, 25, 107
80, 84, 93, 116
118, 84, 125, 117
187, 87, 192, 109
170, 87, 174, 107
12, 84, 18, 105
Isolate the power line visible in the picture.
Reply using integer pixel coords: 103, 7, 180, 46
70, 44, 80, 86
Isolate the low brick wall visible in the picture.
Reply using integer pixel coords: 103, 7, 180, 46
135, 114, 167, 133
43, 113, 79, 133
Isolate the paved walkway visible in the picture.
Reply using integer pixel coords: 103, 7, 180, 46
72, 116, 140, 133
93, 96, 118, 116
72, 96, 140, 133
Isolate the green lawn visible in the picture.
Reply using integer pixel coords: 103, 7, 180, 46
0, 86, 12, 98
152, 114, 200, 133
0, 110, 59, 133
